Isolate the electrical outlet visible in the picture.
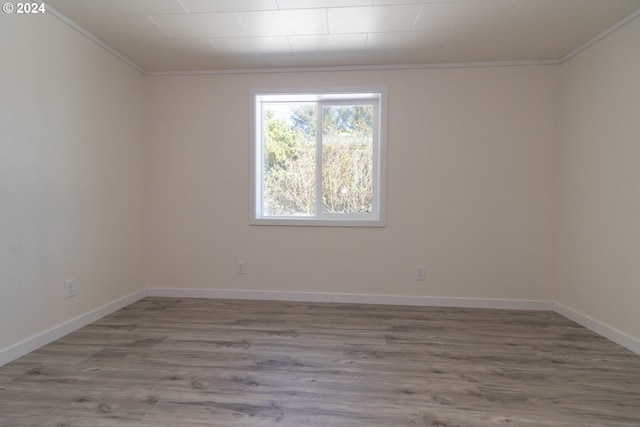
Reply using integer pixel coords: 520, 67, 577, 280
236, 260, 246, 275
415, 266, 425, 281
64, 278, 77, 299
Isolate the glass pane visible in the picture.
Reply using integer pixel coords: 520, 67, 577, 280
262, 102, 316, 216
321, 104, 374, 214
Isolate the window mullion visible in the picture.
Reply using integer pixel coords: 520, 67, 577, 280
371, 100, 379, 215
315, 102, 323, 218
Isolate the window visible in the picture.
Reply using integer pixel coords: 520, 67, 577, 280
251, 88, 386, 226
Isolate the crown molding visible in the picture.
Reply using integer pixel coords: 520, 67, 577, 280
561, 7, 640, 63
45, 2, 146, 75
146, 59, 560, 77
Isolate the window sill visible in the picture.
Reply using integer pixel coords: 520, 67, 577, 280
250, 217, 386, 227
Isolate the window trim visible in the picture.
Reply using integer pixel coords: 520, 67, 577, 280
250, 87, 387, 227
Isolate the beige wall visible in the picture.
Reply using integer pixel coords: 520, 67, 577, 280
0, 13, 147, 349
4, 7, 637, 356
555, 17, 640, 340
147, 66, 558, 301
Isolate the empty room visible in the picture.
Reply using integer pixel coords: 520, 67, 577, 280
1, 0, 640, 425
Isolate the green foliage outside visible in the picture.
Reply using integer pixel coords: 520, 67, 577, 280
263, 103, 374, 216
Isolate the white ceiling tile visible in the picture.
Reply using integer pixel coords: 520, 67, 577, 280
427, 27, 548, 63
115, 39, 216, 71
293, 54, 343, 67
373, 0, 470, 4
366, 30, 451, 51
277, 0, 372, 9
498, 0, 640, 59
413, 2, 471, 31
412, 0, 521, 32
179, 0, 278, 13
211, 53, 336, 69
330, 51, 402, 66
238, 9, 329, 37
328, 4, 422, 34
213, 37, 291, 55
289, 34, 367, 53
81, 0, 187, 15
151, 13, 246, 39
70, 15, 169, 42
46, 0, 101, 16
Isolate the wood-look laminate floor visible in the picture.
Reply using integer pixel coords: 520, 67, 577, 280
1, 298, 640, 427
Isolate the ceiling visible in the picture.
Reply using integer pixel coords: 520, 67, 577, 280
45, 0, 640, 73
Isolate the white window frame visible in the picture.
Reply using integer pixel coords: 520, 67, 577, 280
250, 87, 387, 227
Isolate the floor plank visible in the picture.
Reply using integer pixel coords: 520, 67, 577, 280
1, 297, 639, 426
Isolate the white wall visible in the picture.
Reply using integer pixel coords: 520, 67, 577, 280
147, 66, 558, 301
555, 17, 640, 341
0, 13, 147, 350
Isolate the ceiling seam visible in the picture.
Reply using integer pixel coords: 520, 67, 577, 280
411, 3, 423, 32
147, 15, 172, 40
235, 12, 249, 38
176, 0, 189, 14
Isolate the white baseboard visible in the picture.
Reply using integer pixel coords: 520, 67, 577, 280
0, 289, 147, 367
146, 287, 553, 311
4, 288, 637, 368
553, 302, 640, 355
146, 289, 640, 355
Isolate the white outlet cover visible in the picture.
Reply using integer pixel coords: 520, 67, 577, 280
65, 278, 77, 299
236, 260, 246, 275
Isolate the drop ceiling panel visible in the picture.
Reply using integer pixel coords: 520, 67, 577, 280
330, 50, 403, 66
179, 0, 278, 13
277, 0, 372, 8
328, 4, 422, 33
44, 0, 99, 17
120, 39, 216, 71
238, 9, 329, 37
151, 13, 246, 39
212, 53, 340, 69
289, 34, 368, 53
213, 37, 291, 55
373, 0, 469, 3
427, 29, 544, 63
505, 0, 637, 58
366, 30, 451, 51
412, 0, 520, 33
82, 0, 187, 15
69, 15, 168, 43
508, 0, 640, 57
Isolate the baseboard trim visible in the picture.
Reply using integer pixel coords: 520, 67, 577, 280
0, 289, 147, 367
4, 289, 637, 367
146, 288, 553, 311
553, 302, 640, 355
